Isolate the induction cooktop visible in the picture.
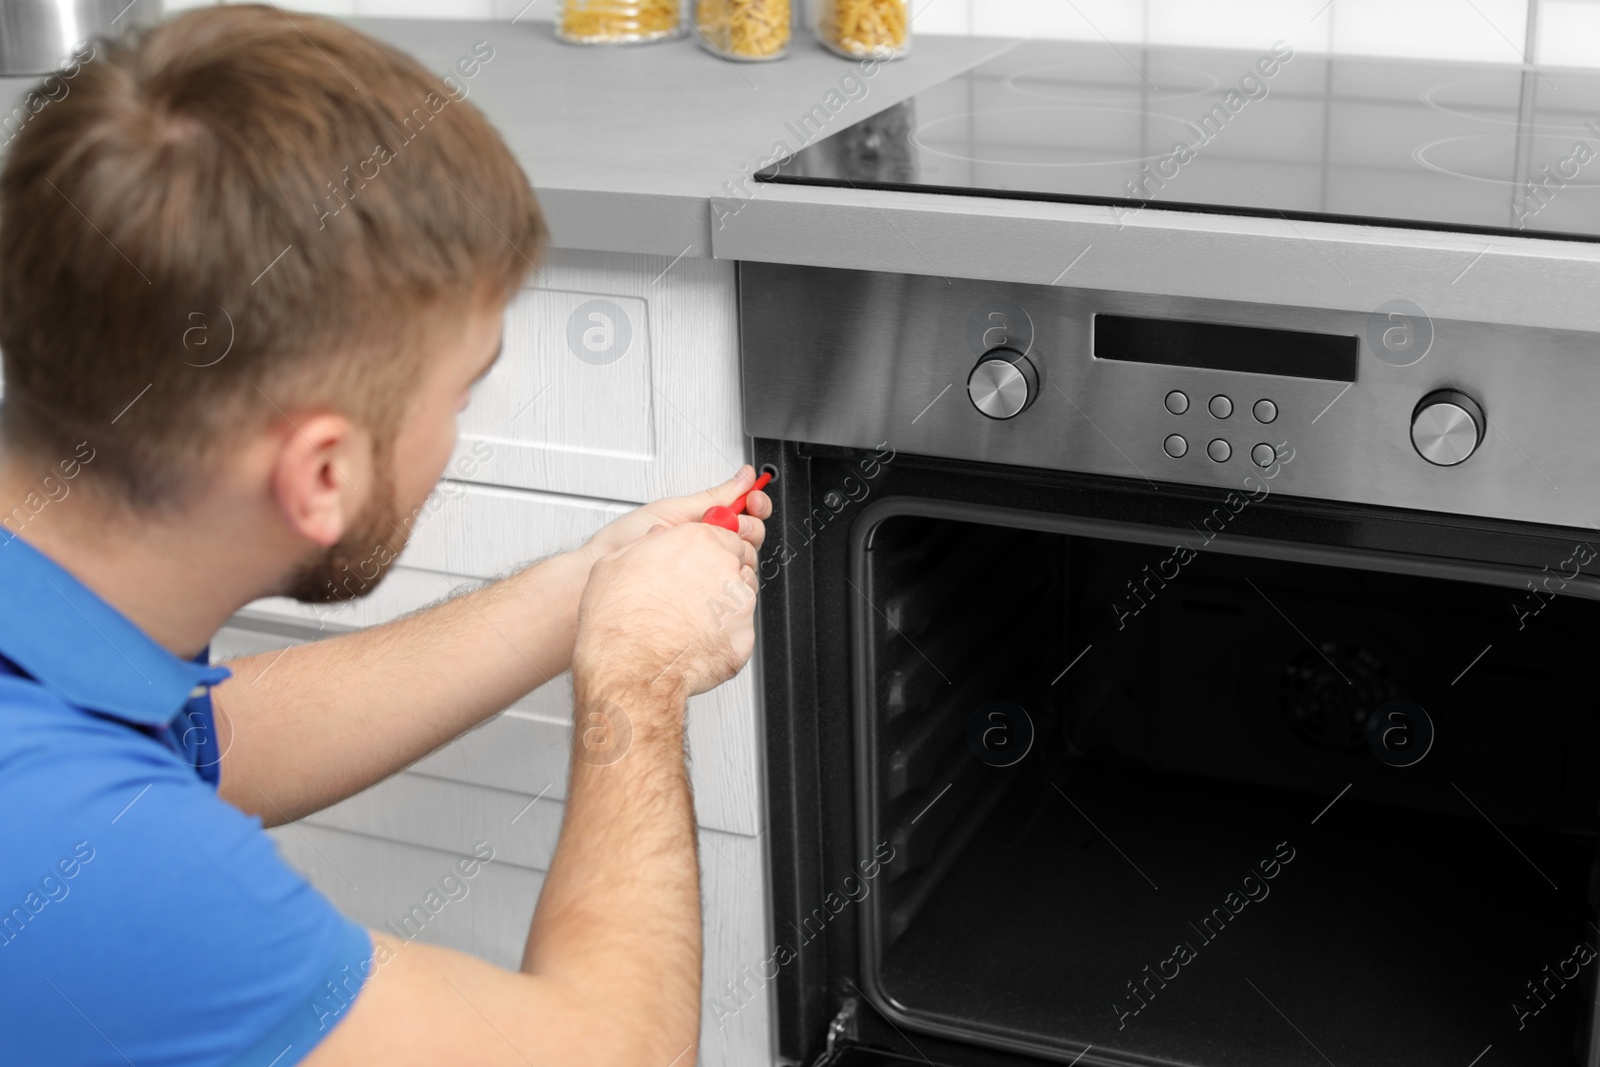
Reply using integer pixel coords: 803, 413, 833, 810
755, 38, 1600, 241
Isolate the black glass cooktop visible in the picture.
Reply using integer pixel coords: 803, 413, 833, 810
756, 39, 1600, 241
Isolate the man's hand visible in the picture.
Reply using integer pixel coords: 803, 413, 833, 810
216, 466, 773, 826
583, 465, 773, 564
574, 520, 758, 705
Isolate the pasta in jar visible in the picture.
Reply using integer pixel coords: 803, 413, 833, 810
695, 0, 791, 60
814, 0, 909, 59
558, 0, 686, 44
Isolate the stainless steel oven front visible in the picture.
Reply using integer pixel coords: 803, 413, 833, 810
744, 261, 1600, 1067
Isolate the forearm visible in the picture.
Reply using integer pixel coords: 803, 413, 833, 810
214, 546, 595, 824
521, 676, 702, 1064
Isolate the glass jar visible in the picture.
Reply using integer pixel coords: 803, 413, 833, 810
813, 0, 910, 60
695, 0, 791, 61
557, 0, 688, 44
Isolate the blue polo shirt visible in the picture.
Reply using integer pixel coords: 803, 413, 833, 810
0, 531, 375, 1066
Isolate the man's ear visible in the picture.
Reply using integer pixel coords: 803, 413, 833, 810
269, 412, 371, 548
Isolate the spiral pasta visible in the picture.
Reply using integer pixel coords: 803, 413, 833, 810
696, 0, 791, 59
559, 0, 683, 43
816, 0, 907, 57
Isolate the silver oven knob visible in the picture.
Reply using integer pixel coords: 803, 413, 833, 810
967, 348, 1038, 420
1411, 389, 1485, 466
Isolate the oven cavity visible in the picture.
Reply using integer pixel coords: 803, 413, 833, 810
854, 509, 1600, 1067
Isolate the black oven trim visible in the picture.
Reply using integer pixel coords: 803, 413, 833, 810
854, 497, 1600, 606
754, 438, 1600, 1067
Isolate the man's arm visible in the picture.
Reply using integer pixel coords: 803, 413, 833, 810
213, 547, 593, 826
213, 467, 770, 825
301, 516, 758, 1067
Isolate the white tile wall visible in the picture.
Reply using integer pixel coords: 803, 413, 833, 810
171, 0, 1600, 67
1539, 0, 1600, 65
913, 0, 1560, 64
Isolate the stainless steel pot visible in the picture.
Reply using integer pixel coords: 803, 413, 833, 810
0, 0, 163, 76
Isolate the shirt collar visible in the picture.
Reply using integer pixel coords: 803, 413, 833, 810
0, 531, 231, 726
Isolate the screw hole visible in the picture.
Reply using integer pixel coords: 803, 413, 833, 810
758, 463, 779, 482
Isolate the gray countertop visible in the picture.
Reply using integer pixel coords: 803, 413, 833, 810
7, 18, 1600, 330
0, 17, 1008, 258
356, 17, 1013, 259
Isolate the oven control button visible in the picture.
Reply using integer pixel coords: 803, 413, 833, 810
1253, 399, 1277, 423
1251, 443, 1276, 467
967, 348, 1038, 420
1207, 438, 1231, 462
1208, 394, 1233, 418
1165, 390, 1189, 415
1163, 434, 1188, 458
1411, 389, 1485, 466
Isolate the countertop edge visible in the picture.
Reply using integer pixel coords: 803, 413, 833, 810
711, 182, 1600, 332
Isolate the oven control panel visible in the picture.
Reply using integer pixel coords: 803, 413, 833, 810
740, 262, 1600, 531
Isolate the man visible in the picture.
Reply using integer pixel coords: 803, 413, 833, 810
0, 6, 770, 1066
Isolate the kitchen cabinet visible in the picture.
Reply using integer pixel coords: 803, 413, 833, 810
270, 820, 773, 1065
447, 247, 745, 502
271, 824, 548, 972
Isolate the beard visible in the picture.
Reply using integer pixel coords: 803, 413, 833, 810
280, 455, 411, 605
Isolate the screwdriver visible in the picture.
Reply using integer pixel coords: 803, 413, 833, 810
701, 471, 773, 532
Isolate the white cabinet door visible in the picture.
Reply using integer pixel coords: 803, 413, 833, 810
448, 247, 746, 503
238, 481, 631, 635
269, 823, 546, 970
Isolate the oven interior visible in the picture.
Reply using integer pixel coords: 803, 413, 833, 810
857, 509, 1600, 1066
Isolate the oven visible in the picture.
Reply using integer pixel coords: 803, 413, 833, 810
744, 261, 1600, 1067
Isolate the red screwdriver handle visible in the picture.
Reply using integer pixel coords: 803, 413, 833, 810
702, 471, 773, 531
